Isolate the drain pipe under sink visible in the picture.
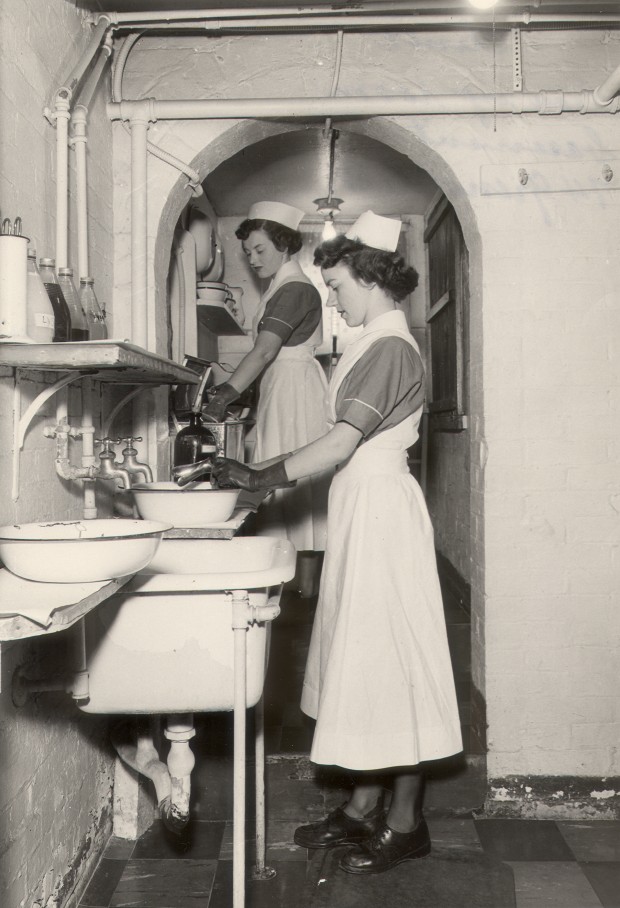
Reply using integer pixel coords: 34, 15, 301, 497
111, 717, 196, 835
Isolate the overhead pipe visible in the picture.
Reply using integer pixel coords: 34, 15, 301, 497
102, 7, 620, 29
108, 88, 620, 125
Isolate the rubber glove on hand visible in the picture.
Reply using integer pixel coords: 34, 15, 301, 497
202, 382, 239, 422
212, 458, 295, 492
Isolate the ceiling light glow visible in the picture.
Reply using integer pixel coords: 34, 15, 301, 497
468, 0, 499, 9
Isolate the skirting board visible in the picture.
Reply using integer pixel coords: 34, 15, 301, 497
484, 775, 620, 820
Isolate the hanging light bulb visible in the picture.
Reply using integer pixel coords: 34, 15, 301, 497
468, 0, 498, 9
322, 214, 337, 241
313, 128, 344, 233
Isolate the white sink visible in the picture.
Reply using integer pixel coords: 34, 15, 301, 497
131, 536, 296, 591
77, 535, 297, 714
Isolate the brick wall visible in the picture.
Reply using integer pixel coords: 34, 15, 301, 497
0, 1, 115, 905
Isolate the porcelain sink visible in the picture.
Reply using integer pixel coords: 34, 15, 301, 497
130, 536, 296, 592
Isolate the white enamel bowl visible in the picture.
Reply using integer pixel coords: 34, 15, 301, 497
0, 518, 172, 583
131, 481, 240, 527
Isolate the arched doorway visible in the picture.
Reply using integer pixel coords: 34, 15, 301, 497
155, 116, 485, 762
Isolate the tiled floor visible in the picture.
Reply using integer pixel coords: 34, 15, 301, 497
79, 583, 620, 908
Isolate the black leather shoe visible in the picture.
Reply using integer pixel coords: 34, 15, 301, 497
294, 803, 384, 849
339, 816, 431, 874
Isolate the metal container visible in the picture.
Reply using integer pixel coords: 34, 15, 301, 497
204, 419, 246, 461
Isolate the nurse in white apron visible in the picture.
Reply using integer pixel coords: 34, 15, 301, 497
212, 211, 462, 875
204, 201, 330, 590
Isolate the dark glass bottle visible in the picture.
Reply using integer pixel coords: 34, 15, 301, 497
173, 413, 216, 469
58, 268, 89, 341
39, 257, 71, 342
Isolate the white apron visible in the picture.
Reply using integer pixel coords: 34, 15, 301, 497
301, 310, 462, 770
252, 260, 330, 552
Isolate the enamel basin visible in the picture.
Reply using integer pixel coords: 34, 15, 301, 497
131, 536, 296, 591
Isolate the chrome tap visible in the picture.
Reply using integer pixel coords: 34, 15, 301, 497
119, 436, 153, 483
172, 459, 214, 487
95, 438, 133, 489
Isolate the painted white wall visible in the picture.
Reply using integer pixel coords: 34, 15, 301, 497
116, 27, 619, 789
0, 2, 116, 905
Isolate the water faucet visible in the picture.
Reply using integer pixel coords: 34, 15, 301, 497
119, 436, 153, 483
95, 438, 133, 490
172, 459, 214, 487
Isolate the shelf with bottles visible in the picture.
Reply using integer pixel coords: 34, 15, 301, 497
0, 340, 201, 385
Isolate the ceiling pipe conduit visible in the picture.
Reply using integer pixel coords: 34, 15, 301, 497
108, 89, 620, 123
99, 6, 620, 29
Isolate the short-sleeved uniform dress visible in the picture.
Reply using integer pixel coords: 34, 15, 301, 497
301, 309, 463, 771
252, 259, 329, 552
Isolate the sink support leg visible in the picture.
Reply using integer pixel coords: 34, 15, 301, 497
232, 591, 249, 908
252, 694, 276, 880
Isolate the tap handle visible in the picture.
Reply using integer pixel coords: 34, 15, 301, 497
95, 437, 120, 453
120, 436, 142, 451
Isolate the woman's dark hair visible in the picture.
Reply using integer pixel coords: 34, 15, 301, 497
235, 218, 303, 255
313, 234, 419, 302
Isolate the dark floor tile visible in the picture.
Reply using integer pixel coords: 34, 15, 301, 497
427, 818, 484, 860
131, 820, 226, 860
309, 848, 516, 908
80, 858, 128, 907
110, 859, 216, 908
208, 858, 313, 908
509, 861, 603, 908
580, 862, 620, 907
557, 821, 620, 861
474, 819, 575, 862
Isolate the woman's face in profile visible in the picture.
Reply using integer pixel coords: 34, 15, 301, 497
322, 264, 367, 328
242, 229, 288, 280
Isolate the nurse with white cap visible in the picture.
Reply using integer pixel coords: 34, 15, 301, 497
213, 210, 462, 875
204, 201, 330, 586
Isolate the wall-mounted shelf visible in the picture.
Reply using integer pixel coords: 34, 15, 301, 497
0, 341, 200, 384
0, 570, 133, 641
197, 301, 246, 336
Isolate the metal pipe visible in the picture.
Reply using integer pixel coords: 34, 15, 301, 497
232, 591, 249, 908
81, 380, 97, 518
103, 7, 620, 29
130, 114, 150, 349
109, 89, 619, 124
55, 15, 111, 100
593, 60, 620, 106
72, 42, 112, 281
55, 96, 70, 269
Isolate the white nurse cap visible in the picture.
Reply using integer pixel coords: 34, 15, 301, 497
247, 201, 305, 231
345, 210, 402, 252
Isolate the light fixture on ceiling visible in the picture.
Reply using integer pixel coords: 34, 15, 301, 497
467, 0, 499, 9
313, 128, 343, 239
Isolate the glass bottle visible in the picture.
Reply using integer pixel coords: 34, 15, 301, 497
39, 257, 71, 342
58, 268, 89, 341
79, 277, 107, 340
173, 413, 216, 469
26, 248, 55, 343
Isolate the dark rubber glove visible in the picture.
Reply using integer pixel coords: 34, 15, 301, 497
212, 458, 295, 492
203, 382, 239, 422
